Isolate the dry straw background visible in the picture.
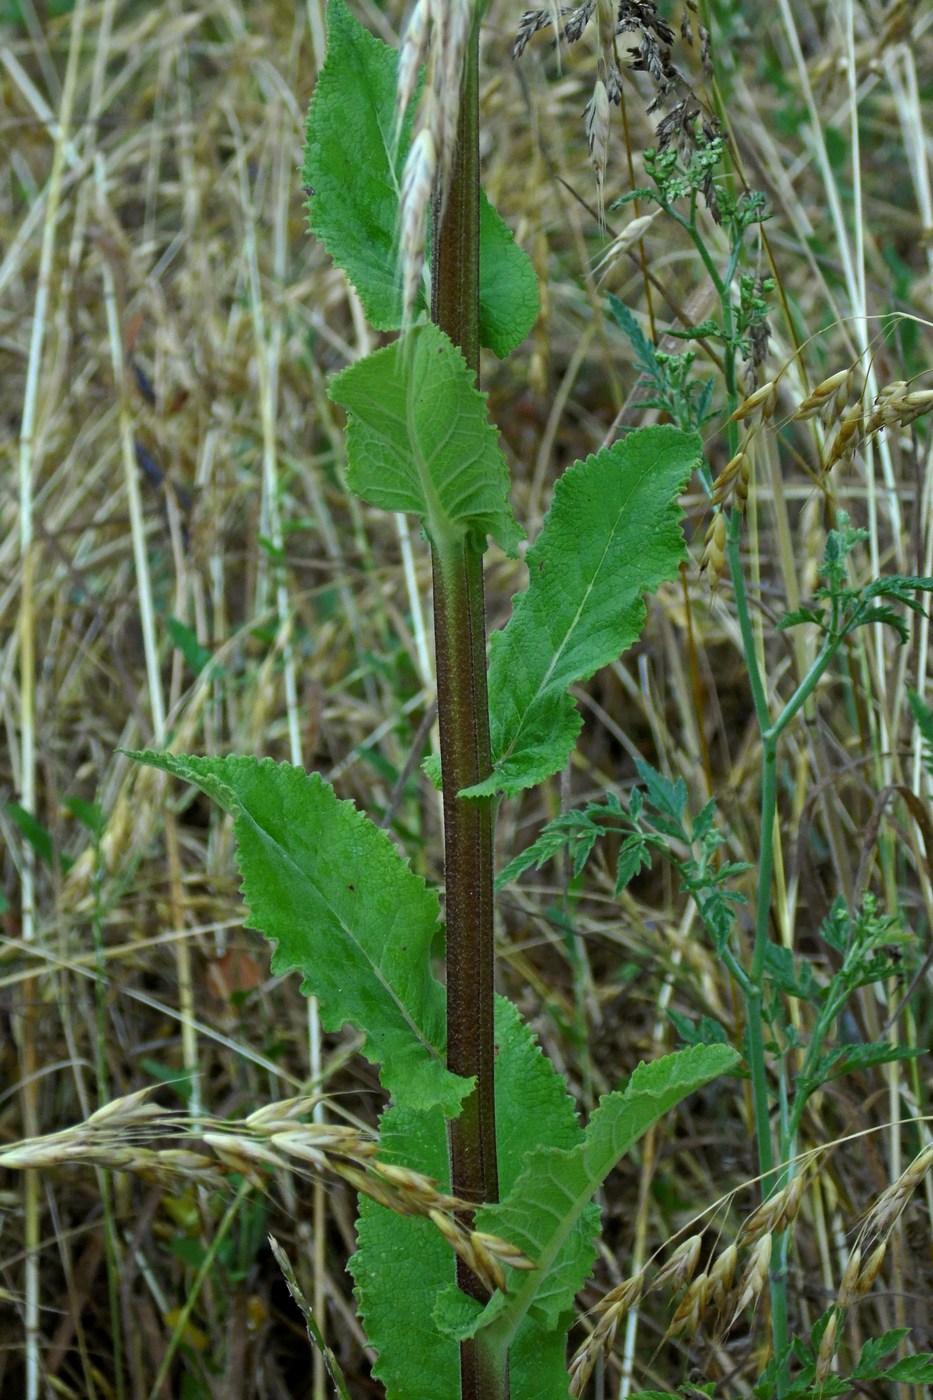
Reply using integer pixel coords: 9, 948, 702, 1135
2, 0, 933, 1396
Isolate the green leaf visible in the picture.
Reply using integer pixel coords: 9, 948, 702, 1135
62, 796, 106, 838
496, 810, 609, 888
128, 751, 469, 1116
763, 944, 818, 1004
607, 294, 659, 380
165, 615, 216, 677
303, 0, 537, 352
667, 1009, 731, 1049
478, 192, 539, 357
465, 1044, 739, 1349
853, 1329, 909, 1377
908, 688, 933, 775
5, 802, 54, 865
885, 1354, 933, 1382
635, 758, 687, 825
509, 1316, 574, 1400
812, 1042, 924, 1086
469, 427, 699, 797
303, 0, 410, 329
352, 996, 585, 1400
329, 322, 523, 555
665, 319, 723, 340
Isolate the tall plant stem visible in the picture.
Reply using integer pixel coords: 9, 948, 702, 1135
429, 11, 502, 1399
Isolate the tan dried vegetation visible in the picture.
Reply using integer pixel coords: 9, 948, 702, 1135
2, 0, 932, 1395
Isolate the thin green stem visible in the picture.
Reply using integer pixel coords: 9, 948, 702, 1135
765, 636, 841, 743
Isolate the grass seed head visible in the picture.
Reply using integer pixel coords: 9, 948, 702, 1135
853, 1237, 887, 1298
727, 379, 777, 424
584, 78, 611, 221
396, 0, 430, 137
399, 119, 437, 325
729, 1233, 772, 1326
700, 510, 728, 590
664, 1270, 709, 1341
708, 1242, 738, 1311
86, 1088, 163, 1127
815, 1309, 838, 1384
741, 1172, 807, 1244
792, 369, 850, 421
836, 1243, 862, 1310
865, 1144, 933, 1239
653, 1233, 703, 1292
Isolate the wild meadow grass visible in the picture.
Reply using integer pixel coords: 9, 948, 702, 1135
2, 0, 932, 1396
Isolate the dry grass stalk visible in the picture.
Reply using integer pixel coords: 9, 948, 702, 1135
0, 1092, 533, 1296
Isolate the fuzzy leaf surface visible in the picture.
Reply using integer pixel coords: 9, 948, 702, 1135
330, 322, 522, 554
477, 192, 540, 356
303, 0, 537, 351
129, 752, 469, 1116
302, 0, 410, 329
467, 426, 699, 797
353, 997, 585, 1400
459, 1044, 739, 1347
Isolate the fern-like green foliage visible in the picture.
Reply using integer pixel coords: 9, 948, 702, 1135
463, 427, 701, 797
303, 0, 538, 354
128, 752, 471, 1116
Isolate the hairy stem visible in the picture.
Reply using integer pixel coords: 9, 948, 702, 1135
429, 12, 503, 1399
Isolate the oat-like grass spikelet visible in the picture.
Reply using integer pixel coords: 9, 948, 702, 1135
728, 1233, 772, 1326
584, 78, 611, 227
815, 1308, 839, 1385
707, 1241, 738, 1313
399, 114, 438, 329
396, 0, 475, 329
651, 1232, 702, 1291
863, 1142, 933, 1240
568, 1271, 645, 1397
0, 1094, 531, 1291
396, 0, 430, 145
739, 1171, 807, 1245
699, 509, 727, 590
663, 1269, 709, 1341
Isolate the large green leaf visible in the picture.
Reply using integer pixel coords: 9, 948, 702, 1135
303, 0, 538, 353
330, 322, 523, 555
352, 997, 588, 1400
129, 753, 469, 1116
462, 1044, 739, 1349
465, 426, 700, 798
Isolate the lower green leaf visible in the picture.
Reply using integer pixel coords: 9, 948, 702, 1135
128, 751, 469, 1116
352, 996, 585, 1400
469, 1043, 740, 1349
